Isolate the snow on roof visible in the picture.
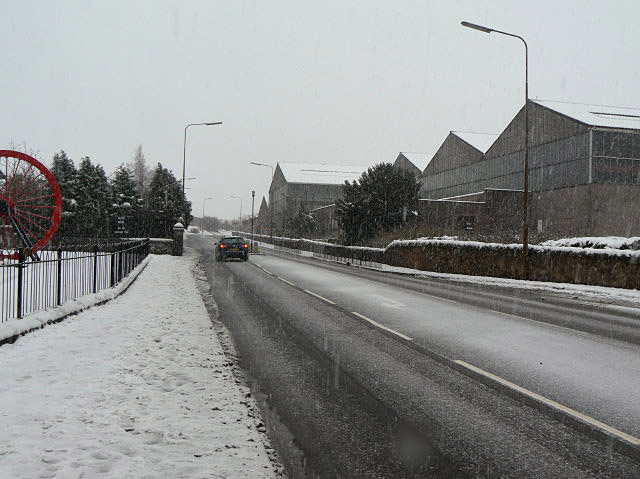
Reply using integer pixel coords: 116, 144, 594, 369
278, 163, 367, 185
399, 152, 432, 171
451, 131, 498, 153
533, 100, 640, 130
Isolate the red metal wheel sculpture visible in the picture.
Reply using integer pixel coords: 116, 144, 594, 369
0, 150, 63, 260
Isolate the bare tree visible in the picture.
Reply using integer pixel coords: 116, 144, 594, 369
8, 140, 41, 160
129, 144, 150, 196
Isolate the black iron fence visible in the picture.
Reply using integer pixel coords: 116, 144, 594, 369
0, 239, 150, 322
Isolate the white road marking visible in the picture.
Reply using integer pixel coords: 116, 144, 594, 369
454, 359, 640, 446
261, 268, 273, 275
352, 312, 413, 341
304, 290, 336, 305
277, 276, 296, 287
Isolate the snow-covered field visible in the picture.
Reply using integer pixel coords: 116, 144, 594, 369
0, 252, 277, 478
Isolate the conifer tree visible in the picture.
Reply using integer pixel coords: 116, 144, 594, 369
50, 150, 78, 236
75, 157, 112, 236
145, 163, 191, 237
336, 163, 420, 245
110, 164, 142, 236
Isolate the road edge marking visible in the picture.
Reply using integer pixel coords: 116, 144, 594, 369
454, 359, 640, 447
303, 289, 336, 305
277, 276, 296, 287
352, 311, 413, 341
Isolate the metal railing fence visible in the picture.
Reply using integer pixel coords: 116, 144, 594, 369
0, 239, 150, 322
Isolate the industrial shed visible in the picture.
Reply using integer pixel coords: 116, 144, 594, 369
420, 131, 498, 199
256, 196, 270, 235
419, 100, 640, 239
393, 152, 432, 178
269, 163, 367, 235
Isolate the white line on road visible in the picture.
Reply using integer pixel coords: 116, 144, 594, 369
304, 290, 336, 305
352, 312, 413, 341
454, 359, 640, 446
261, 268, 273, 275
277, 276, 296, 287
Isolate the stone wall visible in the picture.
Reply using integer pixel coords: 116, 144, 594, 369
416, 188, 526, 241
149, 238, 173, 255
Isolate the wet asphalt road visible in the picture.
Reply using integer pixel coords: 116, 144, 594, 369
192, 235, 640, 478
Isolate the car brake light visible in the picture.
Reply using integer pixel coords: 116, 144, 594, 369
243, 243, 248, 248
219, 244, 225, 248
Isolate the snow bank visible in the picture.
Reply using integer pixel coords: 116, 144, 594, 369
540, 236, 640, 250
390, 238, 640, 259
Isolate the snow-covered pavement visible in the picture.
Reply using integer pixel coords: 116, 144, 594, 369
0, 251, 278, 478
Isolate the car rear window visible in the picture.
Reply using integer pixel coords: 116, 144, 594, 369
222, 237, 244, 245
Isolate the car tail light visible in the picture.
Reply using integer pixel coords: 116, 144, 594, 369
219, 244, 225, 248
243, 243, 248, 248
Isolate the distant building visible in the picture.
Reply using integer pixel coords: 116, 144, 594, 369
418, 100, 640, 239
393, 152, 432, 178
309, 203, 338, 236
269, 163, 367, 235
420, 131, 497, 199
256, 196, 270, 235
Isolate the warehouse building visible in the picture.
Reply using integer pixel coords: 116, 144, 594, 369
269, 163, 367, 235
256, 196, 270, 235
418, 100, 640, 239
393, 152, 432, 178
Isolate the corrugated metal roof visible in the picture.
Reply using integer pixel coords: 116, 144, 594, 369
533, 100, 640, 130
399, 152, 432, 171
451, 131, 498, 153
278, 163, 367, 185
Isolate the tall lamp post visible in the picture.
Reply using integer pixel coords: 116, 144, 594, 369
182, 121, 223, 195
230, 195, 243, 228
461, 21, 529, 278
250, 162, 275, 239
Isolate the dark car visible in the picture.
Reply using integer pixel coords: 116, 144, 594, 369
215, 236, 249, 262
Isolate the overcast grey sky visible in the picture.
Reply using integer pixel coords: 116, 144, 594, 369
3, 0, 639, 219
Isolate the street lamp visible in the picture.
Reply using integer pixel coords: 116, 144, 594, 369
461, 21, 530, 278
182, 122, 223, 195
250, 162, 275, 238
230, 195, 243, 227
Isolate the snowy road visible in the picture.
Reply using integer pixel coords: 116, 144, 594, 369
196, 233, 640, 477
0, 253, 276, 478
252, 250, 640, 439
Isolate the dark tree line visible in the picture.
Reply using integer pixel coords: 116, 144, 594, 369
50, 146, 192, 240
